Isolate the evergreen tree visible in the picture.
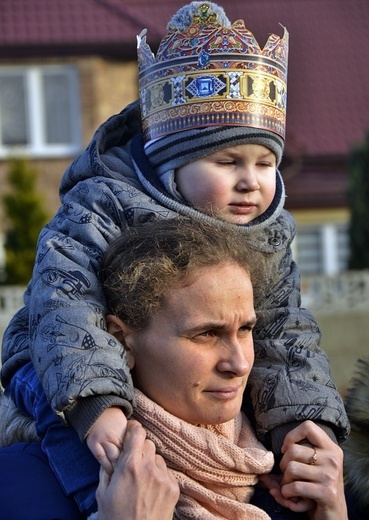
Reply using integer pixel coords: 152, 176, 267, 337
347, 132, 369, 269
2, 158, 48, 284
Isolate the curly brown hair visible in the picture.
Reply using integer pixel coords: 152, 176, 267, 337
100, 217, 268, 330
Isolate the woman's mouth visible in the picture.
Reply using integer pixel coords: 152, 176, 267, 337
205, 384, 243, 400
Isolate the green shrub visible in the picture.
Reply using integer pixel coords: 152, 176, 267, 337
2, 158, 48, 284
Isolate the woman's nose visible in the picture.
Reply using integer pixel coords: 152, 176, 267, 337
236, 168, 260, 191
217, 339, 252, 376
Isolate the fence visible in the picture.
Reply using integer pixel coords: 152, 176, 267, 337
301, 270, 369, 312
2, 271, 369, 331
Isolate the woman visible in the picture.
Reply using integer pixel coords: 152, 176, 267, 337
94, 217, 347, 520
0, 217, 347, 519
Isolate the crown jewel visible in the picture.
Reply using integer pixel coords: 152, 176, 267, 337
137, 2, 289, 143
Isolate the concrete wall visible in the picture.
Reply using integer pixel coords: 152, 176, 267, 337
301, 270, 369, 395
314, 310, 368, 397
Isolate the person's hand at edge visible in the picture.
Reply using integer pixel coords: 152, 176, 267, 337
96, 420, 179, 520
260, 420, 347, 520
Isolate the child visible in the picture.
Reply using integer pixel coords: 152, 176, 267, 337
1, 2, 349, 517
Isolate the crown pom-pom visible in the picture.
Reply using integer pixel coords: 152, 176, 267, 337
167, 1, 231, 30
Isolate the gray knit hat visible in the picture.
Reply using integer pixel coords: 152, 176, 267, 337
137, 2, 288, 172
145, 126, 284, 175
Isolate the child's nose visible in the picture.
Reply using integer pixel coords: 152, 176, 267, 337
236, 169, 260, 191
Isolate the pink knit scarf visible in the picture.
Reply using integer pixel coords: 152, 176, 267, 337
133, 389, 274, 519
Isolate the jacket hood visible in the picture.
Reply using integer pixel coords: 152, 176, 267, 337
59, 100, 142, 197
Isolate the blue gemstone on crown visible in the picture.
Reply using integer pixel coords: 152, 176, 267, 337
186, 75, 226, 97
198, 50, 210, 68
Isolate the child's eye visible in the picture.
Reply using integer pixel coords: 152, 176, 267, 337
218, 160, 235, 166
257, 161, 271, 167
257, 161, 274, 168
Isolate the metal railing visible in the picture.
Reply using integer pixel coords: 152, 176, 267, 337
301, 270, 369, 312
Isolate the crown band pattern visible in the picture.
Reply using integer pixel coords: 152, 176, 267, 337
137, 3, 289, 143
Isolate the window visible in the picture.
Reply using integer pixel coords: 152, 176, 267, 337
294, 223, 349, 276
0, 66, 81, 157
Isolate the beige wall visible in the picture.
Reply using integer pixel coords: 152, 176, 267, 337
291, 208, 350, 227
78, 57, 138, 141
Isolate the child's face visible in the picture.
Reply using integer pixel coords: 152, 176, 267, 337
175, 143, 277, 225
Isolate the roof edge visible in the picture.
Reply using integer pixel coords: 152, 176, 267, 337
0, 42, 138, 60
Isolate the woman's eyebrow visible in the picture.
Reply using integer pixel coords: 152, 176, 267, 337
186, 317, 257, 332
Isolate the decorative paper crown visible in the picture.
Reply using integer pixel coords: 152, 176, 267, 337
137, 2, 289, 144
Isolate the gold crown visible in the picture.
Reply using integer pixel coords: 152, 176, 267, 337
137, 2, 288, 143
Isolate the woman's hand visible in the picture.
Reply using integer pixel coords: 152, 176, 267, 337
260, 421, 348, 520
96, 420, 179, 520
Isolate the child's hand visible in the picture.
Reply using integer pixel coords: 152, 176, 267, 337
86, 406, 127, 475
267, 421, 347, 519
96, 420, 179, 520
259, 472, 314, 512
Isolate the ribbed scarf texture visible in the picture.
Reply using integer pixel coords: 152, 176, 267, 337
133, 389, 274, 519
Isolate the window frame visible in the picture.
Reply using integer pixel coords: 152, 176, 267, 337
0, 64, 81, 158
293, 222, 349, 276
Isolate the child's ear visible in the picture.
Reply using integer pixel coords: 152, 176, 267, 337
106, 314, 136, 369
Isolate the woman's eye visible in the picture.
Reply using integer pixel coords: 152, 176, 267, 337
238, 325, 253, 334
196, 330, 216, 339
198, 330, 212, 336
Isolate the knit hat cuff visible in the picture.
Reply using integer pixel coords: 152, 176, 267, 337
145, 126, 284, 175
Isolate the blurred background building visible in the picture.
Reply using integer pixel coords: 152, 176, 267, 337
0, 0, 369, 393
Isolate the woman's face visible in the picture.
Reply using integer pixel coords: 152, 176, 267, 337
115, 263, 256, 425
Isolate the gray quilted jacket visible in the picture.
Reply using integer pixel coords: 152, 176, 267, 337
1, 100, 349, 452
